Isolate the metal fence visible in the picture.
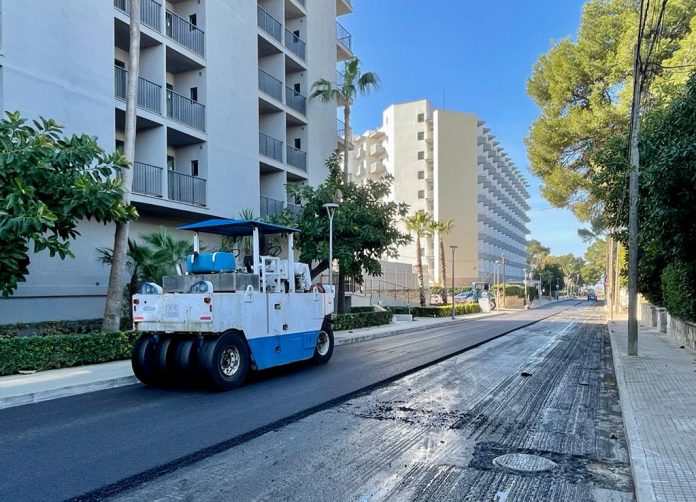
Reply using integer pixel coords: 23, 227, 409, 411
336, 21, 352, 50
114, 65, 162, 114
166, 89, 205, 131
165, 9, 205, 57
168, 170, 206, 206
114, 0, 162, 32
258, 69, 282, 101
259, 132, 284, 162
337, 118, 346, 139
285, 86, 306, 115
257, 5, 281, 42
132, 162, 163, 197
286, 145, 307, 171
284, 29, 306, 60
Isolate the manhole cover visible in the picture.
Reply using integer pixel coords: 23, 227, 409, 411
492, 453, 558, 473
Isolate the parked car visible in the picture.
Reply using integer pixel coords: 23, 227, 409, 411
430, 293, 444, 305
453, 290, 475, 304
587, 289, 597, 301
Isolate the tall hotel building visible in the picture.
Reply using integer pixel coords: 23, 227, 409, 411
350, 100, 530, 287
0, 0, 355, 322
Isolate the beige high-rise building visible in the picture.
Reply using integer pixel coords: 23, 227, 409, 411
350, 99, 529, 287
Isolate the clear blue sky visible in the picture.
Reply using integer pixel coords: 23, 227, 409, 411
342, 0, 588, 257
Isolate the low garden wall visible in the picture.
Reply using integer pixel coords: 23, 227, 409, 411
640, 302, 696, 352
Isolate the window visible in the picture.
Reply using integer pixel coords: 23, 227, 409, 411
418, 171, 425, 180
114, 59, 125, 69
294, 138, 302, 149
189, 14, 197, 27
418, 190, 425, 199
417, 131, 424, 141
166, 83, 173, 91
190, 160, 199, 177
190, 87, 198, 102
417, 113, 425, 122
417, 151, 425, 160
115, 140, 124, 153
167, 155, 175, 171
293, 82, 301, 93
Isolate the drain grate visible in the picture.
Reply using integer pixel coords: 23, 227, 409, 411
492, 453, 558, 473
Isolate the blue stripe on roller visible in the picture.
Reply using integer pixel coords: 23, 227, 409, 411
247, 331, 320, 370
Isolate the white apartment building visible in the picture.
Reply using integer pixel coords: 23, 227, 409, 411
350, 100, 530, 287
0, 0, 354, 322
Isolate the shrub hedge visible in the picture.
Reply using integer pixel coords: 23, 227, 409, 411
332, 311, 392, 331
661, 262, 696, 322
348, 306, 378, 313
388, 304, 481, 317
0, 331, 139, 376
0, 319, 105, 339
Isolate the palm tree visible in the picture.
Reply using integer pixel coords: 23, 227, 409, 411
435, 219, 454, 304
404, 210, 434, 307
310, 57, 380, 182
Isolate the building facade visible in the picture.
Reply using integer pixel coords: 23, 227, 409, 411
350, 100, 529, 287
0, 0, 353, 322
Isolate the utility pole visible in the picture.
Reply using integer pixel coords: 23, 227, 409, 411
450, 245, 457, 319
501, 253, 506, 309
627, 0, 646, 356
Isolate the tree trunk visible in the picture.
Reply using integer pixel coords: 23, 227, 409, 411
416, 234, 425, 306
343, 105, 350, 183
337, 269, 347, 313
439, 239, 448, 304
102, 0, 140, 333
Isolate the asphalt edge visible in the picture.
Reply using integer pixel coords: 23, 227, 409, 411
69, 302, 580, 502
0, 313, 501, 411
607, 319, 655, 502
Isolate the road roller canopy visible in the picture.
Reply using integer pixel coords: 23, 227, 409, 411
178, 219, 299, 236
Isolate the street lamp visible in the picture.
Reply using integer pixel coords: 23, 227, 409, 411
494, 260, 500, 312
523, 268, 528, 308
450, 245, 458, 319
323, 202, 339, 288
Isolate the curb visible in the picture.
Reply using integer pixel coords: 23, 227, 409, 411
607, 320, 656, 502
0, 375, 138, 410
0, 312, 504, 410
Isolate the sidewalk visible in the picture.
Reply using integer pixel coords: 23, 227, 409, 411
610, 316, 696, 501
0, 311, 501, 410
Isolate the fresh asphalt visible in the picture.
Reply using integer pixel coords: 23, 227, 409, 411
0, 302, 577, 502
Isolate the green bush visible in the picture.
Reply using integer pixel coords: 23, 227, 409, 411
661, 262, 696, 322
332, 311, 392, 331
348, 306, 378, 313
387, 304, 481, 317
0, 319, 105, 339
0, 331, 138, 375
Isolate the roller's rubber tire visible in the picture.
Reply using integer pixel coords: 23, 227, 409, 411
199, 332, 250, 391
154, 336, 178, 381
173, 338, 196, 380
132, 334, 159, 385
313, 320, 334, 364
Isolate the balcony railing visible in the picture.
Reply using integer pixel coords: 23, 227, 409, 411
114, 0, 162, 32
260, 196, 285, 218
258, 69, 282, 101
168, 170, 206, 206
166, 89, 205, 131
285, 29, 306, 60
259, 132, 284, 162
336, 21, 352, 51
114, 65, 162, 114
285, 87, 306, 115
165, 9, 205, 57
286, 145, 307, 171
337, 118, 346, 139
287, 203, 302, 217
132, 162, 163, 197
257, 5, 281, 42
336, 70, 345, 87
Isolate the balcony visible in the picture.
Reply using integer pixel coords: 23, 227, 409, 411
168, 170, 206, 206
165, 10, 205, 57
259, 132, 284, 162
258, 69, 283, 102
166, 89, 205, 131
369, 143, 386, 157
336, 0, 353, 16
287, 203, 302, 218
286, 145, 307, 171
114, 0, 162, 32
260, 196, 285, 218
285, 87, 307, 115
336, 70, 345, 87
370, 162, 386, 176
114, 65, 162, 114
336, 21, 353, 61
337, 118, 346, 139
285, 29, 306, 60
132, 162, 163, 197
258, 5, 281, 42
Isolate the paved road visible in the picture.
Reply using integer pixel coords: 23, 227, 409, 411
114, 302, 632, 502
0, 302, 577, 502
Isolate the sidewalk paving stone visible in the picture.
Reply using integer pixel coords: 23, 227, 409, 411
610, 316, 696, 502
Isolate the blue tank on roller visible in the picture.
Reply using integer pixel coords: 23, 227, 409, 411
186, 252, 236, 274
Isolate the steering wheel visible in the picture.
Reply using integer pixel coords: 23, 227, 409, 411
266, 245, 282, 257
